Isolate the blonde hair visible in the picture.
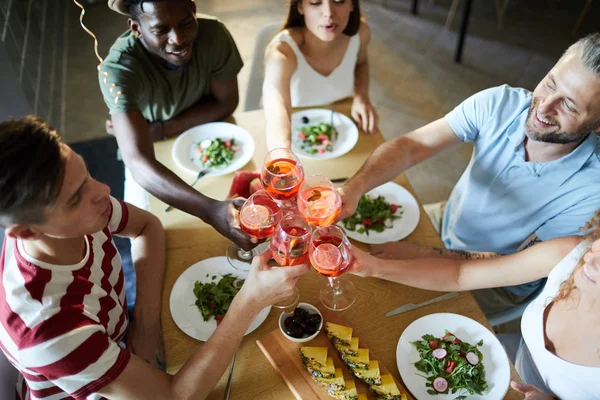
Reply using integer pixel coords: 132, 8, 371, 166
554, 209, 600, 302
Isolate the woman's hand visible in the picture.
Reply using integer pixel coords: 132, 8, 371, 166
351, 95, 379, 135
510, 381, 555, 399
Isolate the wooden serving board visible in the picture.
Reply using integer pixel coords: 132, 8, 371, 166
256, 306, 410, 400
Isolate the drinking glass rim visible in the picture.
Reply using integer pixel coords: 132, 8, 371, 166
278, 223, 312, 239
263, 149, 302, 177
310, 226, 347, 250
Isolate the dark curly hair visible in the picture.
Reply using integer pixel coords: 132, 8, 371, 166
0, 116, 65, 226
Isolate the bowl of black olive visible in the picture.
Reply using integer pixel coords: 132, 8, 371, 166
279, 303, 323, 343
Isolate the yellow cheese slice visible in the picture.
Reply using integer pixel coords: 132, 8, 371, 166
325, 322, 353, 346
352, 359, 381, 385
304, 357, 335, 378
315, 368, 345, 390
370, 374, 402, 398
336, 336, 359, 356
328, 380, 358, 400
299, 346, 328, 366
341, 348, 370, 370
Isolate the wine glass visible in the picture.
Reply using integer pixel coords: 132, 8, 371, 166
227, 190, 281, 271
308, 225, 356, 311
261, 148, 305, 208
269, 212, 312, 308
297, 175, 342, 227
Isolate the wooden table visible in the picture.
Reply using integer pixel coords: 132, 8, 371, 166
149, 99, 522, 399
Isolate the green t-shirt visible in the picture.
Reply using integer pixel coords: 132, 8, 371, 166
98, 15, 243, 122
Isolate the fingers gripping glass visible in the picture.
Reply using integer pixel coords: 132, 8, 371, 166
226, 190, 281, 271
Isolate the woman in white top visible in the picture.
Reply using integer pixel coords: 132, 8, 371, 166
347, 212, 600, 399
263, 0, 379, 150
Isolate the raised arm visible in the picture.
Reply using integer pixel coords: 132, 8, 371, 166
351, 21, 379, 134
111, 111, 254, 249
349, 236, 581, 292
115, 202, 166, 369
97, 251, 310, 400
339, 117, 463, 219
263, 41, 297, 150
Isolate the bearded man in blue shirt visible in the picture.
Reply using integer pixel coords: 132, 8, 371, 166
339, 33, 600, 315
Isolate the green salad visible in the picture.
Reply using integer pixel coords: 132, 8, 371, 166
412, 331, 489, 397
193, 274, 244, 324
195, 138, 237, 168
297, 120, 337, 155
341, 194, 402, 235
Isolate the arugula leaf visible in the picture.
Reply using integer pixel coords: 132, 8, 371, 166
341, 194, 402, 235
192, 274, 243, 322
412, 332, 489, 396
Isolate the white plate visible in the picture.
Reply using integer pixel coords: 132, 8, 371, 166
397, 313, 510, 400
171, 122, 255, 176
169, 256, 271, 341
291, 109, 359, 160
341, 182, 420, 244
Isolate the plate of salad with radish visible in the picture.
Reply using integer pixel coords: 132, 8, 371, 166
340, 182, 420, 244
397, 313, 510, 400
171, 122, 255, 177
291, 109, 359, 160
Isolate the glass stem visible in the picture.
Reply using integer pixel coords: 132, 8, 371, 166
328, 277, 342, 295
237, 248, 253, 260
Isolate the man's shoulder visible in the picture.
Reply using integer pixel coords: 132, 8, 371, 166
103, 31, 147, 74
195, 13, 227, 35
474, 84, 531, 109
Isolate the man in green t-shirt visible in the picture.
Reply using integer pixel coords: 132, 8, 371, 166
100, 0, 253, 248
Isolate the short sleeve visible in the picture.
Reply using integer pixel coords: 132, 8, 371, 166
98, 51, 143, 115
107, 196, 129, 234
445, 85, 509, 143
536, 196, 600, 241
17, 322, 130, 399
208, 21, 243, 81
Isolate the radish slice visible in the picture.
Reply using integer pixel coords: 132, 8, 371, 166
466, 351, 480, 365
432, 377, 448, 393
432, 348, 447, 360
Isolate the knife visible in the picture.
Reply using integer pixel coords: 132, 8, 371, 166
331, 177, 348, 184
385, 292, 460, 318
165, 169, 210, 212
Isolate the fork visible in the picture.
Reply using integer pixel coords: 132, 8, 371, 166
330, 104, 337, 142
223, 353, 236, 400
164, 169, 210, 212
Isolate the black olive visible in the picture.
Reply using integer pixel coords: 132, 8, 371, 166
308, 314, 322, 326
301, 116, 309, 124
305, 324, 318, 335
291, 325, 304, 338
284, 316, 294, 330
292, 315, 304, 325
294, 307, 308, 317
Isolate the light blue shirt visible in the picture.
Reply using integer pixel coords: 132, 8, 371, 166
443, 85, 600, 296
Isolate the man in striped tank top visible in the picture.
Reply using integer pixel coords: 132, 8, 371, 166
0, 116, 308, 399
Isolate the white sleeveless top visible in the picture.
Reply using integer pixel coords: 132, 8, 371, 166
269, 31, 359, 107
519, 239, 600, 399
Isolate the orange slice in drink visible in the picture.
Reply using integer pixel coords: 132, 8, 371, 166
313, 243, 342, 268
308, 190, 338, 217
241, 204, 270, 228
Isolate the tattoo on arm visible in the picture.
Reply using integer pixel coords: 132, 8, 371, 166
519, 236, 542, 251
430, 236, 541, 260
431, 248, 501, 260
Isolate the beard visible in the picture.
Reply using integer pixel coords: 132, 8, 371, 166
525, 99, 592, 144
